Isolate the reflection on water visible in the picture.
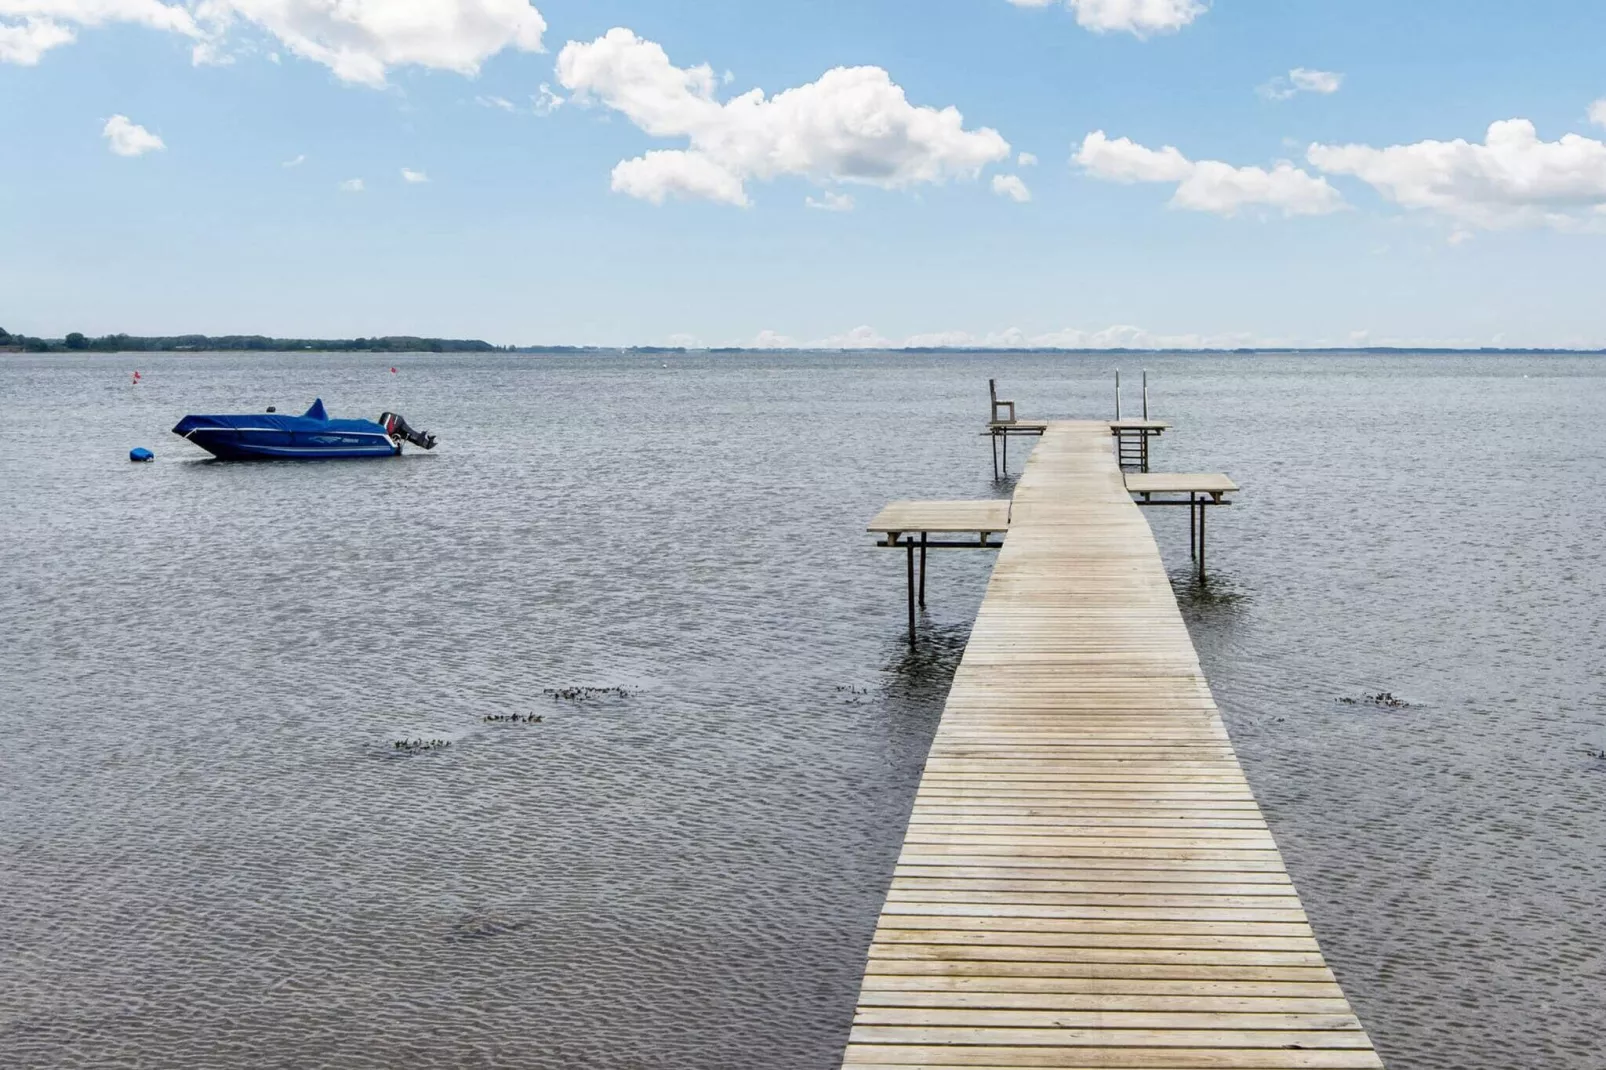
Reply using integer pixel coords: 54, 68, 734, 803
3, 350, 1605, 1070
1170, 566, 1253, 609
882, 620, 972, 698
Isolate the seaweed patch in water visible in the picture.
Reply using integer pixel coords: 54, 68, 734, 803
1336, 692, 1413, 709
542, 686, 631, 702
483, 713, 544, 724
393, 737, 452, 753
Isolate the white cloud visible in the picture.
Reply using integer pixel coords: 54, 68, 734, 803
903, 324, 1257, 349
401, 167, 428, 183
805, 190, 854, 211
736, 322, 1595, 351
102, 114, 164, 156
1308, 118, 1606, 229
611, 149, 748, 205
1589, 99, 1606, 129
2, 0, 198, 69
1291, 68, 1343, 94
814, 325, 894, 349
745, 326, 898, 349
0, 16, 76, 63
1076, 130, 1344, 217
281, 152, 305, 166
750, 323, 1261, 350
992, 173, 1031, 202
1005, 0, 1206, 37
750, 329, 799, 349
338, 177, 363, 192
556, 27, 1009, 207
0, 0, 546, 86
477, 94, 516, 111
1259, 67, 1343, 101
533, 81, 563, 114
1017, 151, 1038, 167
202, 0, 547, 86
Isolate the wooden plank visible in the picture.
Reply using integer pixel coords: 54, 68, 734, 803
844, 1050, 1383, 1068
870, 500, 1012, 534
847, 1026, 1374, 1048
843, 422, 1378, 1069
1124, 472, 1240, 495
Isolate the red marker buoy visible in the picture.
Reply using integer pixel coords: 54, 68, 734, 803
390, 367, 397, 374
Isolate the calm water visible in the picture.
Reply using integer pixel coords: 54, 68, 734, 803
2, 351, 1603, 1070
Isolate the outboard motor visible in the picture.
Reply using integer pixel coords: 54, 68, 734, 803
379, 411, 437, 450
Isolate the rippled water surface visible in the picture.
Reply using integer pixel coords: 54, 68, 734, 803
3, 351, 1603, 1069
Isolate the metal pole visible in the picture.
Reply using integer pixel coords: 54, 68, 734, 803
1142, 369, 1149, 420
990, 431, 998, 479
918, 532, 927, 607
1115, 370, 1121, 421
1189, 494, 1196, 560
1198, 501, 1207, 583
1002, 430, 1008, 474
906, 538, 916, 640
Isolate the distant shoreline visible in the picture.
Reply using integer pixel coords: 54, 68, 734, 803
2, 329, 1603, 356
5, 343, 1605, 356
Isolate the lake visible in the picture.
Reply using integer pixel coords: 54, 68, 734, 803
2, 350, 1602, 1069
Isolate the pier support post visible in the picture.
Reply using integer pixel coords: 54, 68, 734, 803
990, 431, 998, 479
1198, 499, 1207, 582
1002, 430, 1008, 474
1189, 494, 1197, 560
906, 537, 917, 641
919, 532, 927, 607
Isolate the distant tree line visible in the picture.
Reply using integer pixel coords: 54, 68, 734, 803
0, 328, 503, 353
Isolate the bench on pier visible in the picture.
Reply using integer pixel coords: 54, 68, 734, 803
983, 381, 1046, 477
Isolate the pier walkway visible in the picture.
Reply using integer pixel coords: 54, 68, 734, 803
843, 421, 1380, 1069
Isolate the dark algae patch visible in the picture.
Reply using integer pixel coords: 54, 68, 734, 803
541, 686, 632, 702
1337, 691, 1414, 709
393, 737, 453, 753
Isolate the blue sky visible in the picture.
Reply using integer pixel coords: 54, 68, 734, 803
4, 0, 1606, 347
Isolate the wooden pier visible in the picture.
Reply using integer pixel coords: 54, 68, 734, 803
844, 421, 1381, 1069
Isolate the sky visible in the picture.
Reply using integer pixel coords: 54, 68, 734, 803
4, 0, 1606, 348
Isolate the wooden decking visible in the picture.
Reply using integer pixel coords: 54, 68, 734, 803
843, 421, 1380, 1069
1125, 473, 1240, 498
870, 501, 1012, 537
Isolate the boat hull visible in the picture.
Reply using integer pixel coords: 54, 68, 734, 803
181, 428, 401, 460
173, 401, 413, 460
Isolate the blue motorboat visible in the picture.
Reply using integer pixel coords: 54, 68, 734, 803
172, 399, 436, 460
